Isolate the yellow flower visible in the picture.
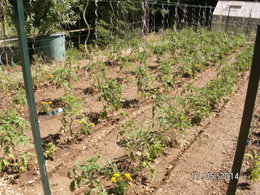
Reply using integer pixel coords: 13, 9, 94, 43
78, 120, 83, 124
41, 101, 46, 104
118, 177, 123, 181
113, 173, 120, 178
49, 74, 54, 79
48, 101, 52, 105
90, 123, 95, 127
124, 173, 133, 181
111, 177, 116, 183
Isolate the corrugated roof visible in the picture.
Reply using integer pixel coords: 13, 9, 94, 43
213, 1, 260, 18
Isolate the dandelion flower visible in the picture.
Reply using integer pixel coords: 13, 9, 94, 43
41, 101, 46, 104
48, 101, 52, 105
124, 173, 133, 181
118, 177, 123, 181
49, 74, 54, 79
111, 177, 116, 183
78, 120, 83, 124
113, 173, 120, 178
90, 123, 95, 127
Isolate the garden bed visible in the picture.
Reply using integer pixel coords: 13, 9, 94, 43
0, 28, 259, 195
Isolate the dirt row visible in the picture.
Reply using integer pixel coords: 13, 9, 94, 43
0, 44, 254, 195
152, 73, 260, 195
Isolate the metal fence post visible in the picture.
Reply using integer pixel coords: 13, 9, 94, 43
246, 9, 252, 38
227, 25, 260, 195
225, 6, 231, 33
14, 0, 51, 194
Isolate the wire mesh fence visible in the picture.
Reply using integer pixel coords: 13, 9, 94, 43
0, 0, 214, 65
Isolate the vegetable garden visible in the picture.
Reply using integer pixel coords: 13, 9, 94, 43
0, 0, 259, 194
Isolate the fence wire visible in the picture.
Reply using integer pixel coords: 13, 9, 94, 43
1, 0, 214, 65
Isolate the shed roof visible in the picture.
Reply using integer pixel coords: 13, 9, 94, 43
213, 1, 260, 18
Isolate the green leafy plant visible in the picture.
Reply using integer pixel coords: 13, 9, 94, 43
156, 61, 175, 91
13, 88, 27, 106
121, 122, 171, 178
135, 65, 154, 99
108, 39, 124, 62
0, 67, 19, 94
151, 43, 170, 62
60, 90, 84, 134
158, 97, 192, 131
110, 173, 133, 195
66, 46, 86, 61
245, 150, 260, 182
77, 114, 94, 135
25, 0, 82, 35
98, 78, 124, 118
88, 61, 109, 90
235, 45, 253, 72
39, 100, 53, 113
31, 54, 50, 88
68, 155, 107, 194
68, 155, 132, 195
0, 110, 32, 174
49, 60, 80, 89
44, 142, 57, 160
128, 37, 141, 56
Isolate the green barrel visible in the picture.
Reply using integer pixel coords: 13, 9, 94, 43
36, 33, 66, 60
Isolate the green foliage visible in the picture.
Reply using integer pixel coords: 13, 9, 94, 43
186, 92, 211, 124
68, 155, 131, 195
60, 90, 83, 114
59, 90, 93, 135
0, 110, 32, 174
60, 90, 84, 134
135, 65, 154, 98
68, 155, 107, 194
66, 47, 85, 61
32, 55, 49, 88
110, 172, 132, 195
156, 61, 175, 91
157, 97, 192, 131
235, 45, 254, 72
39, 101, 52, 113
13, 88, 27, 106
32, 55, 80, 90
98, 78, 123, 118
184, 64, 238, 124
49, 60, 80, 89
128, 37, 141, 56
96, 20, 115, 46
0, 0, 16, 38
77, 114, 93, 135
246, 151, 260, 182
88, 61, 109, 89
150, 43, 170, 62
121, 121, 171, 178
24, 0, 82, 35
84, 1, 141, 46
0, 67, 19, 94
44, 142, 57, 160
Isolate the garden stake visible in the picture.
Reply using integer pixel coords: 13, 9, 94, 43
14, 0, 51, 194
227, 25, 260, 195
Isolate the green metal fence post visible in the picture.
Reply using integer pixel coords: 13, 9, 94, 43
14, 0, 51, 194
227, 25, 260, 195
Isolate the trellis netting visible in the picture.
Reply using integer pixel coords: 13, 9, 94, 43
0, 0, 213, 65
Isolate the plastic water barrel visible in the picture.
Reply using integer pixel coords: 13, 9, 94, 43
36, 33, 66, 60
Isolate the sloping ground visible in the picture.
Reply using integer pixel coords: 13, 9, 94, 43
0, 30, 255, 195
152, 73, 260, 195
1, 52, 258, 195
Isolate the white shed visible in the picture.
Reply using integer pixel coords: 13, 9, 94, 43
212, 0, 260, 34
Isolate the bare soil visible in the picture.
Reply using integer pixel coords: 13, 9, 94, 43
0, 46, 259, 195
